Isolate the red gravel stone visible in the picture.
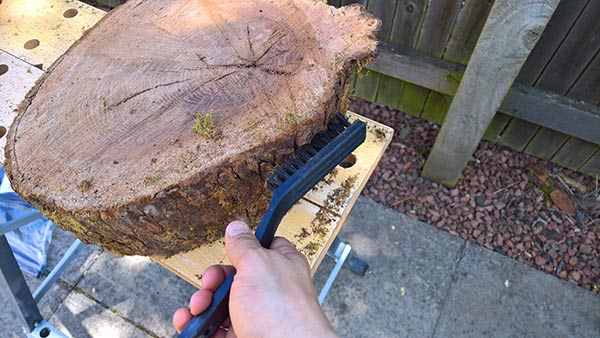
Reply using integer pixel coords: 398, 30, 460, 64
352, 98, 600, 293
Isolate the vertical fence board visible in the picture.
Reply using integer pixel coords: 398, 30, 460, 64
580, 149, 600, 175
397, 0, 462, 117
443, 0, 496, 64
537, 2, 600, 170
423, 0, 560, 186
482, 113, 511, 142
524, 129, 569, 160
518, 0, 589, 84
375, 0, 427, 108
567, 52, 600, 105
353, 69, 380, 103
352, 0, 396, 104
552, 139, 599, 170
422, 0, 494, 123
536, 2, 600, 92
500, 119, 539, 151
501, 0, 590, 166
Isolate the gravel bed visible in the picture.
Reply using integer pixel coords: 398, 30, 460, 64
350, 98, 600, 292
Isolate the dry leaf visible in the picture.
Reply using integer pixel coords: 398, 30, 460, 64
550, 189, 576, 214
525, 163, 550, 183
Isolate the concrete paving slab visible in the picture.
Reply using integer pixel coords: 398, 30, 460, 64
77, 253, 198, 338
314, 197, 466, 338
432, 241, 600, 338
50, 291, 151, 338
46, 227, 103, 285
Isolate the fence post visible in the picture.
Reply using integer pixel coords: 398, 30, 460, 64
421, 0, 560, 187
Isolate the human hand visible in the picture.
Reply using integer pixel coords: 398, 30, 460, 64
173, 221, 338, 338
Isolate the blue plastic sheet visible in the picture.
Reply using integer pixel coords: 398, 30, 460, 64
0, 167, 54, 277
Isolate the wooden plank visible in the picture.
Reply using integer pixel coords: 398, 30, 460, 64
498, 83, 600, 145
0, 0, 105, 69
482, 113, 511, 142
567, 51, 600, 105
375, 0, 427, 108
422, 0, 495, 123
0, 51, 45, 163
303, 113, 393, 208
396, 0, 463, 118
535, 1, 600, 93
353, 68, 380, 102
517, 0, 589, 85
552, 139, 599, 170
362, 35, 459, 94
366, 44, 464, 96
524, 128, 569, 160
421, 92, 451, 124
422, 0, 560, 186
579, 149, 600, 176
153, 112, 394, 287
363, 44, 600, 149
443, 0, 496, 64
366, 0, 398, 44
363, 0, 398, 104
500, 119, 539, 151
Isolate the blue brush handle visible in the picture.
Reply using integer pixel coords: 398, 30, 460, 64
179, 119, 366, 338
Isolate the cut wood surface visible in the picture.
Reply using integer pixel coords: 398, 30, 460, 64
5, 0, 380, 256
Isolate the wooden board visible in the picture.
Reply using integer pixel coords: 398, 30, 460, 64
499, 118, 539, 151
0, 0, 105, 69
396, 0, 462, 118
374, 0, 427, 108
551, 138, 599, 170
524, 128, 569, 160
422, 0, 495, 124
498, 83, 600, 145
567, 52, 600, 105
153, 112, 394, 288
0, 51, 44, 163
535, 1, 600, 93
422, 0, 560, 186
580, 150, 600, 176
517, 0, 589, 85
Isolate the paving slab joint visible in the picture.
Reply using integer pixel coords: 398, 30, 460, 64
52, 280, 160, 338
430, 239, 467, 338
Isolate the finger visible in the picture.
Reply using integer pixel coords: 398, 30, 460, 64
202, 265, 235, 292
173, 308, 192, 333
270, 236, 310, 268
189, 289, 213, 316
225, 221, 262, 268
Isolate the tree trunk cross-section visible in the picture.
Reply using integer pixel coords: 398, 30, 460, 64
5, 0, 379, 256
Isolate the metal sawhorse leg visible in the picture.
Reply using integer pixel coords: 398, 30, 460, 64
0, 213, 84, 338
318, 236, 369, 304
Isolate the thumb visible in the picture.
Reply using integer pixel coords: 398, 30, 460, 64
225, 221, 262, 268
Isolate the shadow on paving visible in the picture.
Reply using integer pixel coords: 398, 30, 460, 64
314, 197, 600, 338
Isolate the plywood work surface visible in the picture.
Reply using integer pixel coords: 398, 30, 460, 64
0, 0, 105, 69
0, 51, 44, 163
153, 112, 393, 288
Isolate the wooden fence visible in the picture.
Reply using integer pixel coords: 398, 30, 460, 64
329, 0, 600, 181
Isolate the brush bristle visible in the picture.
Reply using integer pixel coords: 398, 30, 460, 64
266, 113, 351, 190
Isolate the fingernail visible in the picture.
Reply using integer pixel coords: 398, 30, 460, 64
226, 221, 250, 237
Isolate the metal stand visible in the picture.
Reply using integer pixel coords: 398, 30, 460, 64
318, 236, 369, 304
0, 214, 81, 338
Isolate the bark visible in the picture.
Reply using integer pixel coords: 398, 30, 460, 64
5, 0, 379, 256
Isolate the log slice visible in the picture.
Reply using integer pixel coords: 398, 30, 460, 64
5, 0, 379, 256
